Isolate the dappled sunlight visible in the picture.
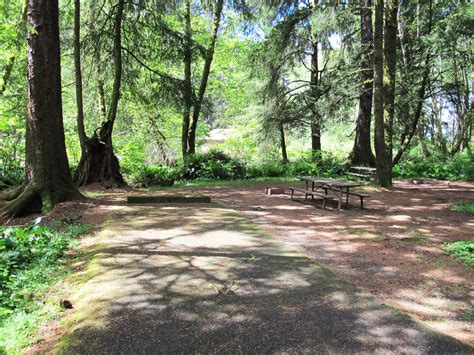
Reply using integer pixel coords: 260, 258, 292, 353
50, 203, 472, 353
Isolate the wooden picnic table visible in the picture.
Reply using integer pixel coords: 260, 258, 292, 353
300, 176, 363, 210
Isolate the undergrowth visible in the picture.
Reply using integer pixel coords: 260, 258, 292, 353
0, 219, 91, 353
445, 241, 474, 267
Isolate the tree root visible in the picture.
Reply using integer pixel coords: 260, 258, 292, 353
0, 182, 27, 201
2, 183, 41, 218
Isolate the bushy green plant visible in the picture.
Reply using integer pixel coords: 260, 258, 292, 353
128, 165, 176, 187
392, 152, 473, 181
246, 161, 287, 178
451, 201, 474, 214
446, 241, 474, 267
180, 151, 246, 180
0, 220, 90, 314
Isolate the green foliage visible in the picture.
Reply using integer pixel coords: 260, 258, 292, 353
180, 151, 246, 180
445, 241, 474, 267
392, 153, 474, 181
0, 220, 90, 314
451, 201, 474, 214
0, 220, 90, 353
128, 165, 176, 188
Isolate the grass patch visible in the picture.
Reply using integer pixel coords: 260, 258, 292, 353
0, 219, 91, 353
400, 230, 428, 243
451, 201, 474, 214
345, 229, 386, 241
445, 240, 474, 267
149, 176, 298, 191
461, 308, 474, 321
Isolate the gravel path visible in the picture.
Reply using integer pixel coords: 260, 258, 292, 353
52, 204, 472, 354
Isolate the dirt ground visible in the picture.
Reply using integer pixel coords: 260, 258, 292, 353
188, 179, 474, 345
2, 178, 473, 347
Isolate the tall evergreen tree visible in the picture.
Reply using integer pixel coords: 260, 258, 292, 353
3, 0, 81, 217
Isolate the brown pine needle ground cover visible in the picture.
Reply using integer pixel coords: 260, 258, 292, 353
150, 178, 474, 345
3, 179, 471, 350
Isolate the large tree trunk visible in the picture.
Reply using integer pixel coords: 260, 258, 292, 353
373, 0, 391, 187
3, 0, 81, 217
73, 0, 125, 187
310, 0, 321, 161
187, 0, 224, 155
381, 0, 397, 186
181, 0, 192, 159
349, 0, 375, 167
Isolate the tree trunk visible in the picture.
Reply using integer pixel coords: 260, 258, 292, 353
392, 0, 432, 166
349, 0, 375, 167
279, 123, 288, 163
3, 0, 81, 217
73, 0, 125, 187
187, 0, 224, 155
310, 0, 321, 161
181, 0, 192, 158
381, 0, 397, 186
74, 0, 87, 152
373, 0, 391, 187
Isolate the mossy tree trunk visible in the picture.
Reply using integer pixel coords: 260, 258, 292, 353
3, 0, 81, 217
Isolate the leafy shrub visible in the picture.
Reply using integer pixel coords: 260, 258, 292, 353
393, 152, 474, 181
0, 219, 90, 314
446, 241, 474, 267
181, 151, 246, 180
246, 161, 287, 178
128, 165, 176, 187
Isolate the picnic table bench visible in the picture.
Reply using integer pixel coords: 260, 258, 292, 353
346, 166, 376, 181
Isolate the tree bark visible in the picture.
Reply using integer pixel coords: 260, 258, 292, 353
373, 0, 391, 187
349, 0, 375, 167
3, 0, 81, 217
310, 0, 321, 161
187, 0, 224, 155
381, 0, 397, 186
73, 0, 125, 187
181, 0, 192, 158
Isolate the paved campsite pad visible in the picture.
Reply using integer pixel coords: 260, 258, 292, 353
52, 204, 471, 353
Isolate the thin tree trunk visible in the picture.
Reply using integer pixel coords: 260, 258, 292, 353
310, 0, 321, 160
74, 0, 87, 152
187, 0, 224, 155
279, 123, 288, 163
73, 0, 125, 187
96, 51, 107, 120
349, 0, 375, 166
392, 0, 432, 166
3, 0, 81, 217
182, 0, 192, 158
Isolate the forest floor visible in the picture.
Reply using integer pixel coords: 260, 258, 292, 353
4, 178, 471, 351
27, 198, 472, 353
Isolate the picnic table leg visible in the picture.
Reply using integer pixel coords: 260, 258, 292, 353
338, 187, 343, 210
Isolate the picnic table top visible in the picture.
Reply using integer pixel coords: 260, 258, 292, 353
300, 176, 362, 188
